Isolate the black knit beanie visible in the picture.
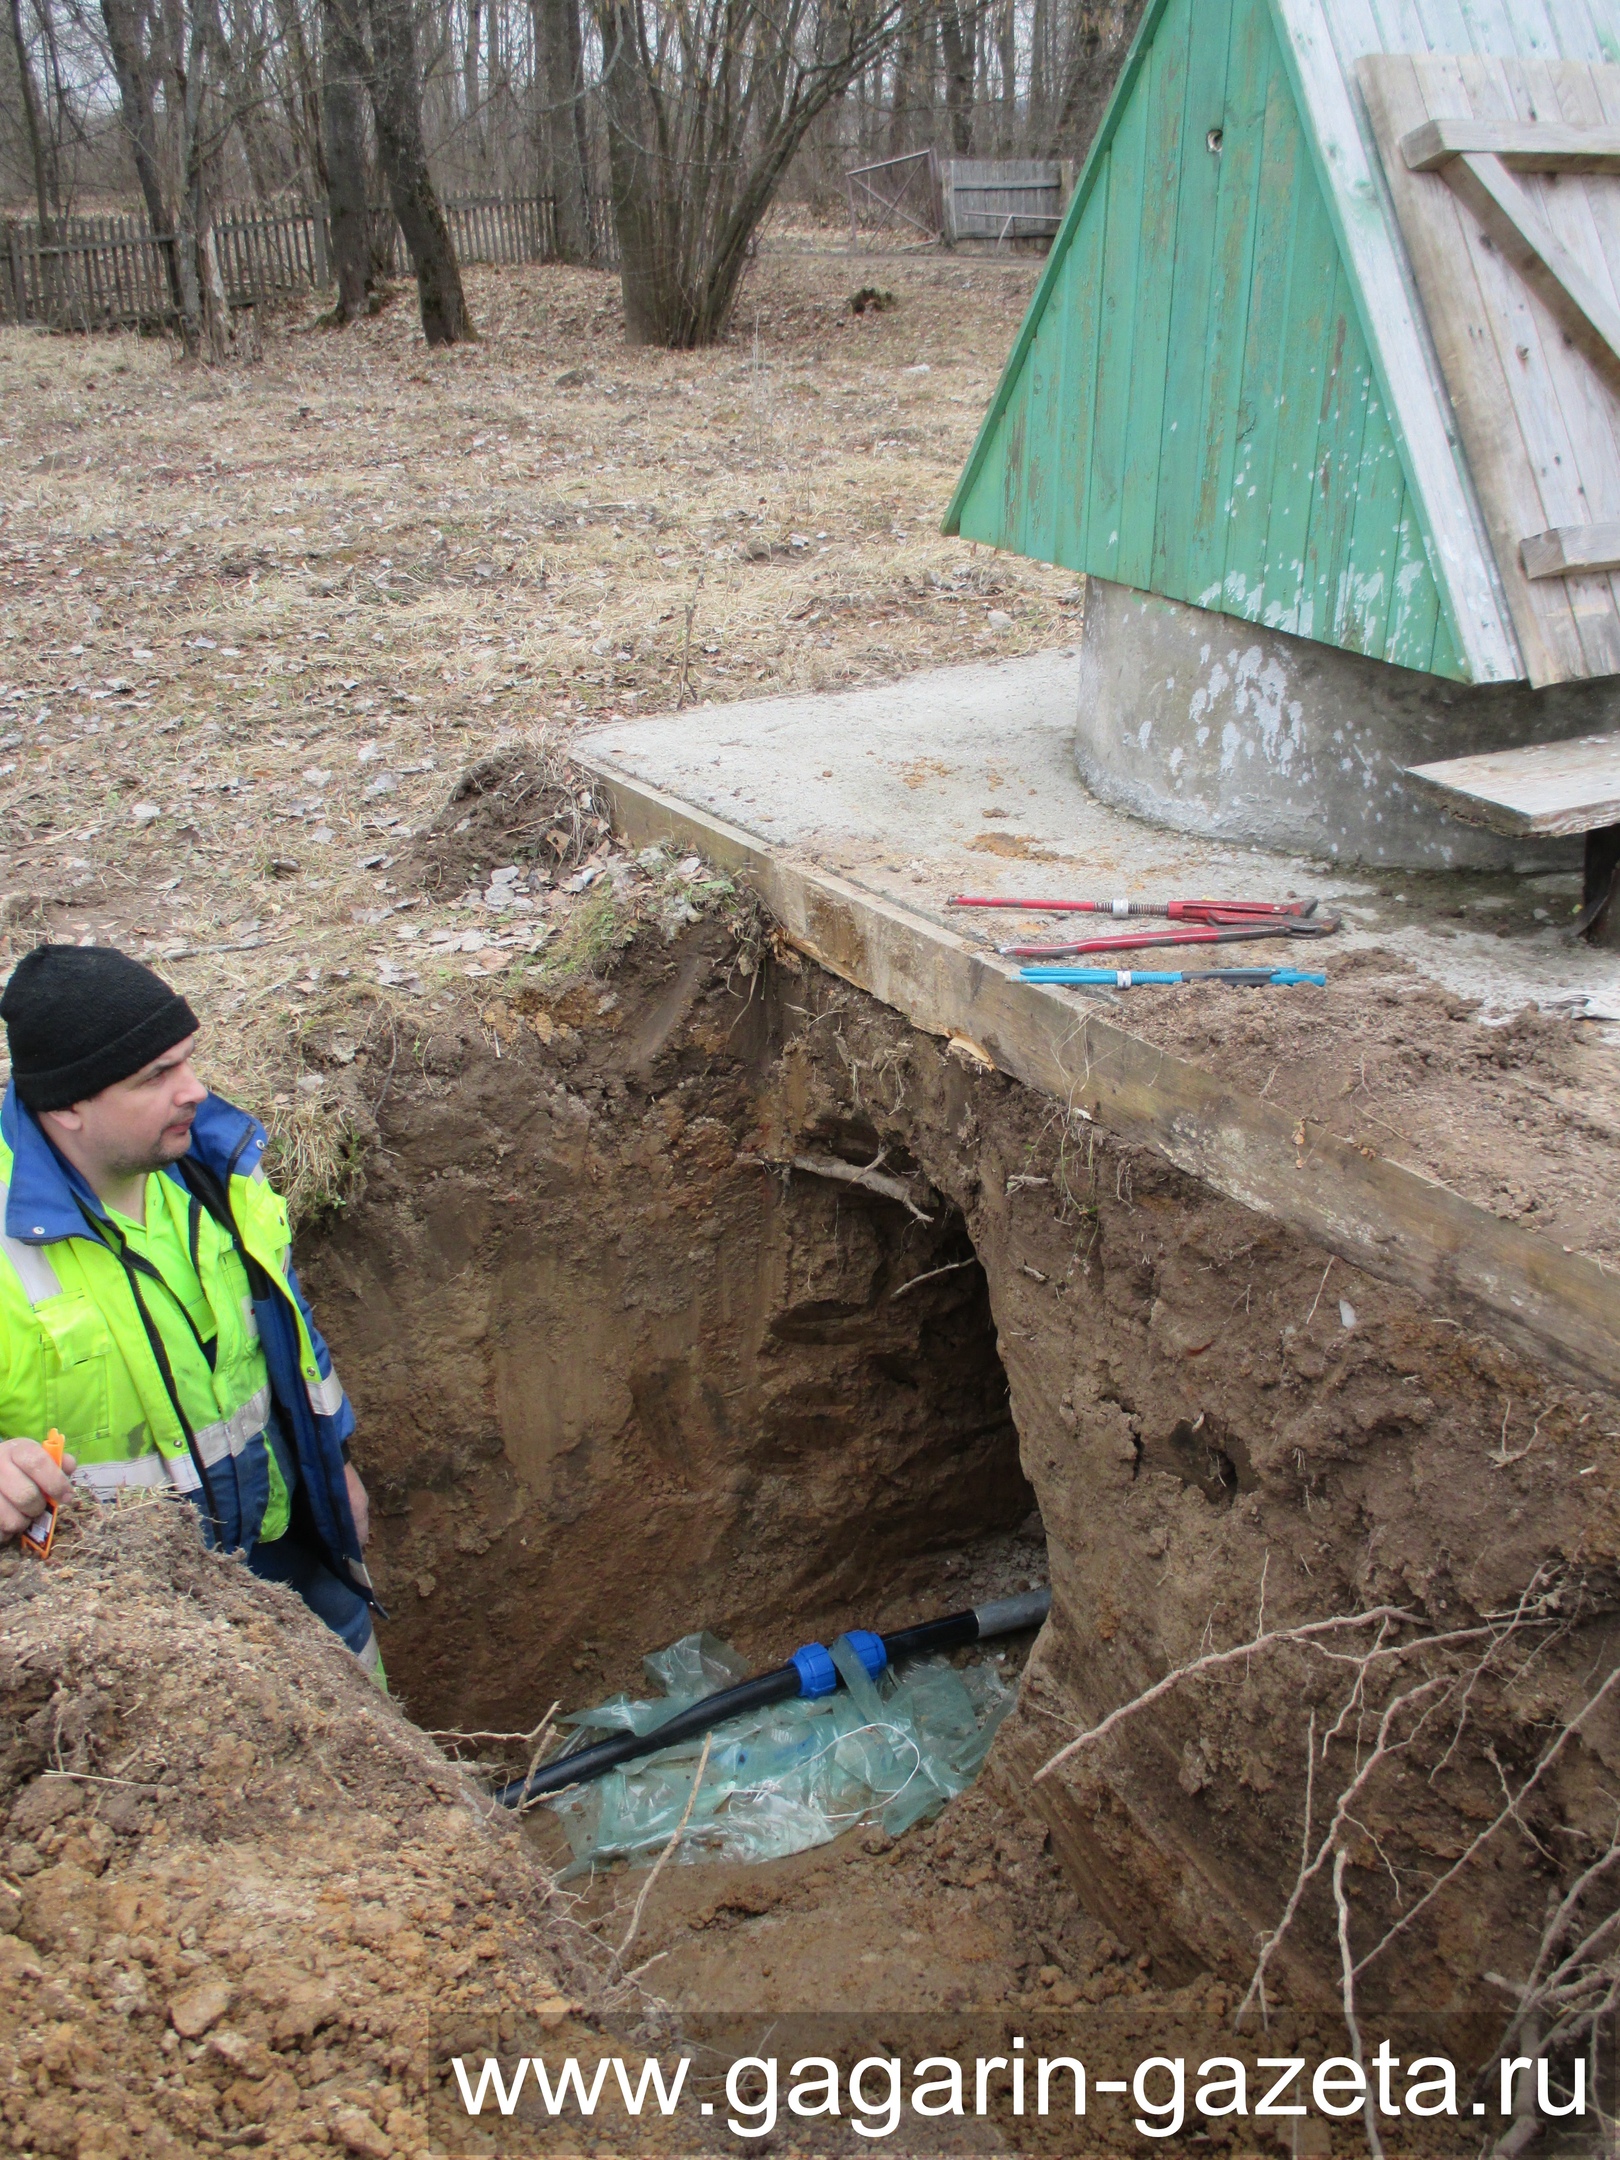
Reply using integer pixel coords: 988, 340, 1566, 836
1, 945, 199, 1112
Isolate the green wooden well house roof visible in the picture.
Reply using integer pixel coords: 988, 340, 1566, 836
945, 0, 1620, 690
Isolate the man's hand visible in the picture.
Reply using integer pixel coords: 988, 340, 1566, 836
0, 1438, 77, 1543
344, 1462, 371, 1549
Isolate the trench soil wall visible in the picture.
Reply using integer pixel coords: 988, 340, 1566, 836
301, 916, 1620, 2023
300, 923, 1032, 1731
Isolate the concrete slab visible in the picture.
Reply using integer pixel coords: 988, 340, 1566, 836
580, 649, 1620, 1024
579, 751, 1620, 1392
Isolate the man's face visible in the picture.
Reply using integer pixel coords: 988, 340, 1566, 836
45, 1035, 207, 1179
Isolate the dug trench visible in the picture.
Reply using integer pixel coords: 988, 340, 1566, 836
287, 895, 1620, 2108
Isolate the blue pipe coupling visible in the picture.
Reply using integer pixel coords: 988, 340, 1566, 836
789, 1642, 838, 1697
791, 1629, 888, 1697
843, 1629, 888, 1679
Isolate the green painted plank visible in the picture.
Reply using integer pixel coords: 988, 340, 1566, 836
943, 0, 1176, 536
999, 355, 1033, 552
961, 395, 1015, 551
1014, 246, 1065, 563
1300, 257, 1371, 650
1051, 163, 1109, 571
1426, 585, 1463, 681
957, 405, 1008, 548
1265, 0, 1491, 681
1085, 73, 1151, 582
1208, 24, 1302, 628
1150, 0, 1236, 600
1115, 0, 1194, 590
1338, 377, 1407, 661
948, 0, 1466, 684
1386, 485, 1452, 678
1255, 164, 1337, 637
1174, 0, 1272, 612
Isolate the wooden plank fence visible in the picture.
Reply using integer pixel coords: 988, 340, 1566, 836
940, 158, 1071, 243
0, 191, 618, 331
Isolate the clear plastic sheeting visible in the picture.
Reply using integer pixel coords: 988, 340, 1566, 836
546, 1631, 1014, 1877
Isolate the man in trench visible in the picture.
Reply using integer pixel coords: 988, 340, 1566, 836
0, 944, 381, 1673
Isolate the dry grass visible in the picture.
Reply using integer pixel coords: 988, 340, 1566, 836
0, 244, 1069, 1201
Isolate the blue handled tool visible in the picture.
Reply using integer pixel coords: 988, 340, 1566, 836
1020, 965, 1327, 987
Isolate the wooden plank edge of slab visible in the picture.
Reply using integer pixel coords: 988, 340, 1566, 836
1403, 753, 1620, 839
1399, 764, 1540, 836
581, 755, 1620, 1392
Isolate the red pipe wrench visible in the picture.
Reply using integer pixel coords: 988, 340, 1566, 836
998, 916, 1340, 959
948, 895, 1320, 922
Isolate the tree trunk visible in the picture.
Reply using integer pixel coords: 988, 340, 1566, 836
9, 0, 66, 322
172, 5, 210, 354
199, 218, 232, 359
596, 0, 671, 341
37, 0, 73, 212
321, 0, 374, 318
996, 0, 1015, 152
100, 0, 181, 311
271, 0, 328, 196
8, 0, 58, 224
938, 0, 975, 156
367, 0, 474, 343
1028, 0, 1047, 149
531, 0, 589, 260
886, 6, 922, 159
1052, 0, 1141, 158
462, 0, 480, 162
233, 63, 283, 199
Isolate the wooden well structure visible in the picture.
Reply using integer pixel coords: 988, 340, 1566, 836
945, 0, 1620, 877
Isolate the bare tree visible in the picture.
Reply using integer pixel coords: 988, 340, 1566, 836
460, 0, 479, 154
95, 0, 173, 239
1045, 0, 1138, 157
320, 0, 372, 317
935, 0, 974, 154
168, 0, 236, 355
884, 1, 921, 156
597, 0, 905, 348
268, 0, 325, 195
530, 0, 589, 259
8, 0, 60, 225
7, 0, 1152, 342
367, 0, 473, 342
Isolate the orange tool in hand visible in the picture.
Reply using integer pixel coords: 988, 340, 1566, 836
20, 1429, 66, 1559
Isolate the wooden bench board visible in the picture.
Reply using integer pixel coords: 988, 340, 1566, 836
1405, 731, 1620, 836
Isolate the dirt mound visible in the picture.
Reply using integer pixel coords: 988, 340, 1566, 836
410, 737, 610, 896
0, 1498, 619, 2159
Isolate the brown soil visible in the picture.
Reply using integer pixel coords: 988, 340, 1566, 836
291, 897, 1620, 2053
298, 906, 1034, 1731
0, 1501, 627, 2160
410, 738, 611, 895
5, 889, 1616, 2156
553, 1786, 1457, 2157
1080, 934, 1620, 1264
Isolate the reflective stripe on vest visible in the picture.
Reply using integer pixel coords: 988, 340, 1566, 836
75, 1452, 198, 1496
195, 1381, 272, 1470
306, 1367, 344, 1418
0, 1185, 63, 1305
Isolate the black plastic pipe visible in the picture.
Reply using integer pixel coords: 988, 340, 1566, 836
493, 1586, 1051, 1809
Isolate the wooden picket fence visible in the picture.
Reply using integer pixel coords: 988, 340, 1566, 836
0, 191, 618, 331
